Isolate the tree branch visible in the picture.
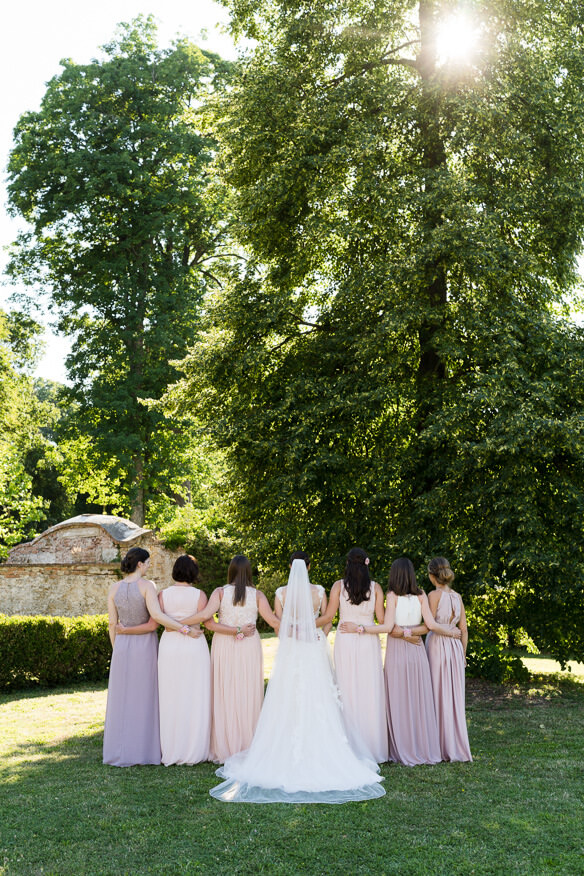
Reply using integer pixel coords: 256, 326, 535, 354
327, 41, 420, 88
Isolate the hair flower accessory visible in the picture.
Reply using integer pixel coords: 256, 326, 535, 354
365, 557, 370, 565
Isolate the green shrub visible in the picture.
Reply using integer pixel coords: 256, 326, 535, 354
0, 614, 110, 690
466, 635, 530, 683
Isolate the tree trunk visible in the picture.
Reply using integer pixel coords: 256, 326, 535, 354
416, 0, 448, 422
130, 455, 145, 526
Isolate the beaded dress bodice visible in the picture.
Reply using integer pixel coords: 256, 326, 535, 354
114, 579, 150, 626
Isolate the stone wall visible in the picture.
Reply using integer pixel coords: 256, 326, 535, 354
0, 563, 119, 616
0, 533, 184, 617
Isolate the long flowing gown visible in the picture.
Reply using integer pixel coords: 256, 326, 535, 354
158, 585, 211, 765
334, 584, 388, 763
384, 594, 441, 766
103, 579, 160, 766
425, 590, 472, 762
210, 585, 264, 763
210, 560, 385, 804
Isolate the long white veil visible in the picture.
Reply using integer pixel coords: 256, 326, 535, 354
210, 560, 385, 804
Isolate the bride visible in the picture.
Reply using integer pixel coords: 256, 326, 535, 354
210, 559, 385, 803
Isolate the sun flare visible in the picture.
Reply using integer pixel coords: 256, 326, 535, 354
436, 13, 480, 64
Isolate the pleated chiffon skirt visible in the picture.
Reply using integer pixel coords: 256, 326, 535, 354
158, 631, 211, 765
103, 631, 161, 766
384, 636, 441, 766
334, 632, 388, 763
425, 632, 472, 762
210, 631, 264, 763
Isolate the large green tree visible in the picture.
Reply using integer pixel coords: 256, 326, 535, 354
7, 17, 232, 525
175, 1, 584, 662
0, 311, 52, 557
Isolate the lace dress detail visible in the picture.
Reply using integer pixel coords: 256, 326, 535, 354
219, 585, 258, 626
275, 584, 325, 619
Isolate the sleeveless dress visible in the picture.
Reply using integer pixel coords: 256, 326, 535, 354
103, 579, 160, 766
210, 560, 384, 803
425, 590, 472, 762
334, 584, 388, 763
210, 585, 264, 763
384, 594, 441, 766
275, 583, 330, 650
158, 585, 211, 765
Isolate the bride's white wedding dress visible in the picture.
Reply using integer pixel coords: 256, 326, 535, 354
209, 560, 385, 803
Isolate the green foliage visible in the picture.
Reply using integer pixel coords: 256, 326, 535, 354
0, 615, 110, 690
7, 16, 233, 526
173, 1, 584, 663
0, 311, 51, 556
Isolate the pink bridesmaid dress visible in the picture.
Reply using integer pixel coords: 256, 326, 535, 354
384, 594, 441, 766
334, 584, 388, 763
210, 585, 264, 763
425, 591, 472, 762
158, 585, 211, 765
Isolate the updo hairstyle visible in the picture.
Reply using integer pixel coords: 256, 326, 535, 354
172, 554, 199, 584
343, 547, 371, 605
228, 554, 253, 606
388, 557, 422, 596
120, 547, 150, 574
427, 557, 455, 586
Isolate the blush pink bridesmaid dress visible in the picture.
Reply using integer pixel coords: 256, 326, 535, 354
425, 590, 472, 762
334, 584, 388, 763
210, 584, 264, 763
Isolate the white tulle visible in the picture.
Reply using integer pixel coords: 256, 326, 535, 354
209, 560, 385, 804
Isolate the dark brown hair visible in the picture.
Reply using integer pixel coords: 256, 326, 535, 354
427, 557, 455, 586
172, 554, 199, 584
289, 550, 310, 567
343, 547, 371, 605
120, 547, 150, 574
228, 554, 253, 606
388, 558, 422, 596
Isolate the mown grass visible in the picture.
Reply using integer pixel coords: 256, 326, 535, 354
0, 655, 583, 875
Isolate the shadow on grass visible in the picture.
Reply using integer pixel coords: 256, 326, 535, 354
0, 679, 583, 875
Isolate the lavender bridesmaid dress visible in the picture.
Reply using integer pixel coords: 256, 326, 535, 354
425, 591, 472, 762
103, 579, 161, 766
384, 594, 441, 766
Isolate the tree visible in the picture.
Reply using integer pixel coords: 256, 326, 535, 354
0, 312, 50, 557
174, 1, 584, 663
7, 17, 233, 525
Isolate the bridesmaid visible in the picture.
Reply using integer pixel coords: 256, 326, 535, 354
157, 555, 211, 765
103, 547, 192, 767
316, 547, 388, 763
366, 557, 461, 766
425, 557, 472, 762
186, 554, 280, 763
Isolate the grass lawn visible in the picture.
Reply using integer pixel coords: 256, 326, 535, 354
0, 642, 583, 876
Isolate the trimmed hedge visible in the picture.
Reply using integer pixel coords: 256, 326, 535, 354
0, 614, 111, 690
